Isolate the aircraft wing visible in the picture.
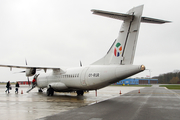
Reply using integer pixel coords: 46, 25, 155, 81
0, 64, 61, 72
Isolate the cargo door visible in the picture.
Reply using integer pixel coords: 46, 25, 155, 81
80, 67, 89, 86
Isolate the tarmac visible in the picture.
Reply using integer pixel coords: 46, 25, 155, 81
0, 85, 142, 120
2, 84, 180, 120
39, 84, 180, 120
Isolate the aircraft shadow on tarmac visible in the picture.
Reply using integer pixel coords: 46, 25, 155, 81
33, 91, 88, 101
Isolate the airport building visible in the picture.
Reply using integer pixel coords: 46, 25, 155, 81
17, 78, 158, 85
116, 78, 158, 85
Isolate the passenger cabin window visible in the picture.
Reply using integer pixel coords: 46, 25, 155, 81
60, 74, 80, 78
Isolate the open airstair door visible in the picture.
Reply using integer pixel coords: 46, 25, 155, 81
26, 84, 36, 93
26, 74, 39, 93
80, 67, 89, 86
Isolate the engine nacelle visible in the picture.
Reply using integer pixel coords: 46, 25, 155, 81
48, 82, 68, 91
26, 68, 36, 77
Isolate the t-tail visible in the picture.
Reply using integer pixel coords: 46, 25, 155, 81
91, 5, 170, 65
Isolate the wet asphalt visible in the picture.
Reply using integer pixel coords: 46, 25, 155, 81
0, 85, 142, 120
40, 85, 180, 120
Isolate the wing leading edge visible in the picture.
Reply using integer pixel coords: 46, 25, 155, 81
0, 64, 61, 73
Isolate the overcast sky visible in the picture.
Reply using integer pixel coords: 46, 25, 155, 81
0, 0, 179, 82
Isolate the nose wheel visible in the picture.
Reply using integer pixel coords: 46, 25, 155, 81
38, 88, 43, 93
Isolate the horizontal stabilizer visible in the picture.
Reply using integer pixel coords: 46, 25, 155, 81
141, 17, 171, 24
91, 9, 133, 21
91, 9, 171, 24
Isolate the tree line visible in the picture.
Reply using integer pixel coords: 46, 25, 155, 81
153, 70, 180, 84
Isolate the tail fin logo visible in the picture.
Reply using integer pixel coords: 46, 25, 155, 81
114, 42, 122, 57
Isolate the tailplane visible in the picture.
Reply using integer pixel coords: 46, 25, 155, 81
91, 5, 170, 65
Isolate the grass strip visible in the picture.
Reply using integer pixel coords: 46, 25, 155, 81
111, 85, 152, 87
159, 85, 180, 89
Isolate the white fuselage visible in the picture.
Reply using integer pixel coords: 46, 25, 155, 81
37, 65, 144, 92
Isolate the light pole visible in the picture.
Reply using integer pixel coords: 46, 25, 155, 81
145, 69, 152, 84
145, 69, 152, 78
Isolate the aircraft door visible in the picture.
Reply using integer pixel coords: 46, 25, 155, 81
80, 67, 89, 86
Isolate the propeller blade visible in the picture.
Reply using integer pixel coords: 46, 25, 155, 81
27, 77, 30, 86
25, 59, 28, 65
25, 59, 30, 86
80, 61, 82, 67
13, 71, 26, 74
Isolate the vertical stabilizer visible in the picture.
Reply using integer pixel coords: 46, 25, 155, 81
91, 5, 170, 65
120, 5, 144, 65
91, 5, 143, 65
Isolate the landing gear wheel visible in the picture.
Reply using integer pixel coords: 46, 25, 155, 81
47, 88, 54, 96
51, 90, 54, 96
76, 90, 84, 96
47, 89, 50, 96
38, 89, 43, 93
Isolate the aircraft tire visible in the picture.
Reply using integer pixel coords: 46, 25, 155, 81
81, 91, 84, 96
47, 89, 50, 96
47, 88, 54, 96
77, 90, 84, 96
51, 89, 54, 96
38, 89, 43, 93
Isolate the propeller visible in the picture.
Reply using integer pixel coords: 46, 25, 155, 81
12, 59, 30, 86
25, 59, 30, 86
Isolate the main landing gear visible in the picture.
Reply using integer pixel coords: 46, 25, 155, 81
47, 85, 54, 96
76, 90, 84, 96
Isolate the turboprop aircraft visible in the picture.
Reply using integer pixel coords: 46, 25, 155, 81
0, 5, 170, 96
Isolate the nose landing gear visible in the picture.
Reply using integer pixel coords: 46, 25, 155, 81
38, 88, 43, 93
